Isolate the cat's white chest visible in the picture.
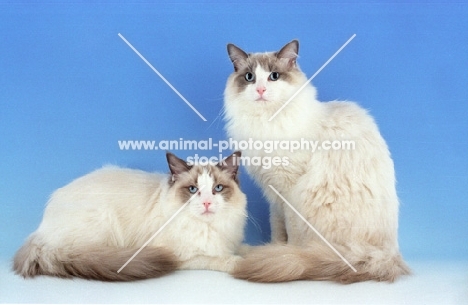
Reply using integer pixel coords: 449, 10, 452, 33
152, 217, 233, 261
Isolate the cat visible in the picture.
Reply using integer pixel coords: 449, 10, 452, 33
223, 40, 410, 283
13, 151, 247, 281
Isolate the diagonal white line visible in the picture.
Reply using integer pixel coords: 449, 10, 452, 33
118, 33, 207, 122
268, 34, 356, 121
268, 185, 357, 272
117, 185, 206, 273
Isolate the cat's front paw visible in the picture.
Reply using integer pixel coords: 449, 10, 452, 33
180, 255, 242, 273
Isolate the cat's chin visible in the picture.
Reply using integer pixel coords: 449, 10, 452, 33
197, 212, 217, 222
198, 210, 216, 218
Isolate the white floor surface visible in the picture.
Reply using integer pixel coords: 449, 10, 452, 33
1, 259, 467, 304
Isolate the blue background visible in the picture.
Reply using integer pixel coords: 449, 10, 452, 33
1, 2, 467, 262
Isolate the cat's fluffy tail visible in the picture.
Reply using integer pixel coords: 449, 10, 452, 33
13, 234, 179, 281
231, 243, 410, 284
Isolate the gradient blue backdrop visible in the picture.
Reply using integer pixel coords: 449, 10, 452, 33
1, 2, 467, 262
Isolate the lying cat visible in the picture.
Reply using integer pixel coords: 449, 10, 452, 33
224, 40, 410, 283
14, 151, 246, 281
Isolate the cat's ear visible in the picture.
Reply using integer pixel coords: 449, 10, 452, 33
166, 152, 191, 182
277, 40, 299, 68
219, 151, 241, 182
227, 43, 249, 72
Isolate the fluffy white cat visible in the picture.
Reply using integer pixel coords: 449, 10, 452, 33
224, 40, 410, 283
14, 152, 247, 281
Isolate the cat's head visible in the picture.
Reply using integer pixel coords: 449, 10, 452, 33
165, 151, 246, 222
224, 40, 310, 114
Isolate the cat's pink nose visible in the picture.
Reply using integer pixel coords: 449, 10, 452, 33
256, 86, 266, 95
204, 201, 211, 209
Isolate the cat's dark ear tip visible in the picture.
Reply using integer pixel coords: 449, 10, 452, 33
227, 43, 235, 51
290, 39, 299, 50
166, 151, 183, 166
232, 150, 242, 158
165, 151, 174, 160
227, 43, 242, 57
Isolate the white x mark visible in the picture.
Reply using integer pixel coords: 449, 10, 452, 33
268, 185, 357, 272
118, 33, 207, 122
269, 34, 356, 121
117, 185, 206, 273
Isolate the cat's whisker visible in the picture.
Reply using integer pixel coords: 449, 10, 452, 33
206, 106, 225, 131
246, 214, 262, 233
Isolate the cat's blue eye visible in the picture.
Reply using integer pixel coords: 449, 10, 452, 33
244, 72, 255, 82
214, 184, 224, 192
188, 186, 198, 194
269, 72, 280, 81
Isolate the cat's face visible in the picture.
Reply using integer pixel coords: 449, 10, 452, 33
225, 40, 308, 112
166, 152, 246, 222
224, 41, 320, 141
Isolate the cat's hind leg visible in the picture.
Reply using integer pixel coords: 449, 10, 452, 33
269, 201, 288, 243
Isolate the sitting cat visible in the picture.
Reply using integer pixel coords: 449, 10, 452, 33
223, 40, 410, 283
13, 151, 247, 281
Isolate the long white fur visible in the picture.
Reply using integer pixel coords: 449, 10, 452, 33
15, 163, 247, 279
224, 45, 410, 282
